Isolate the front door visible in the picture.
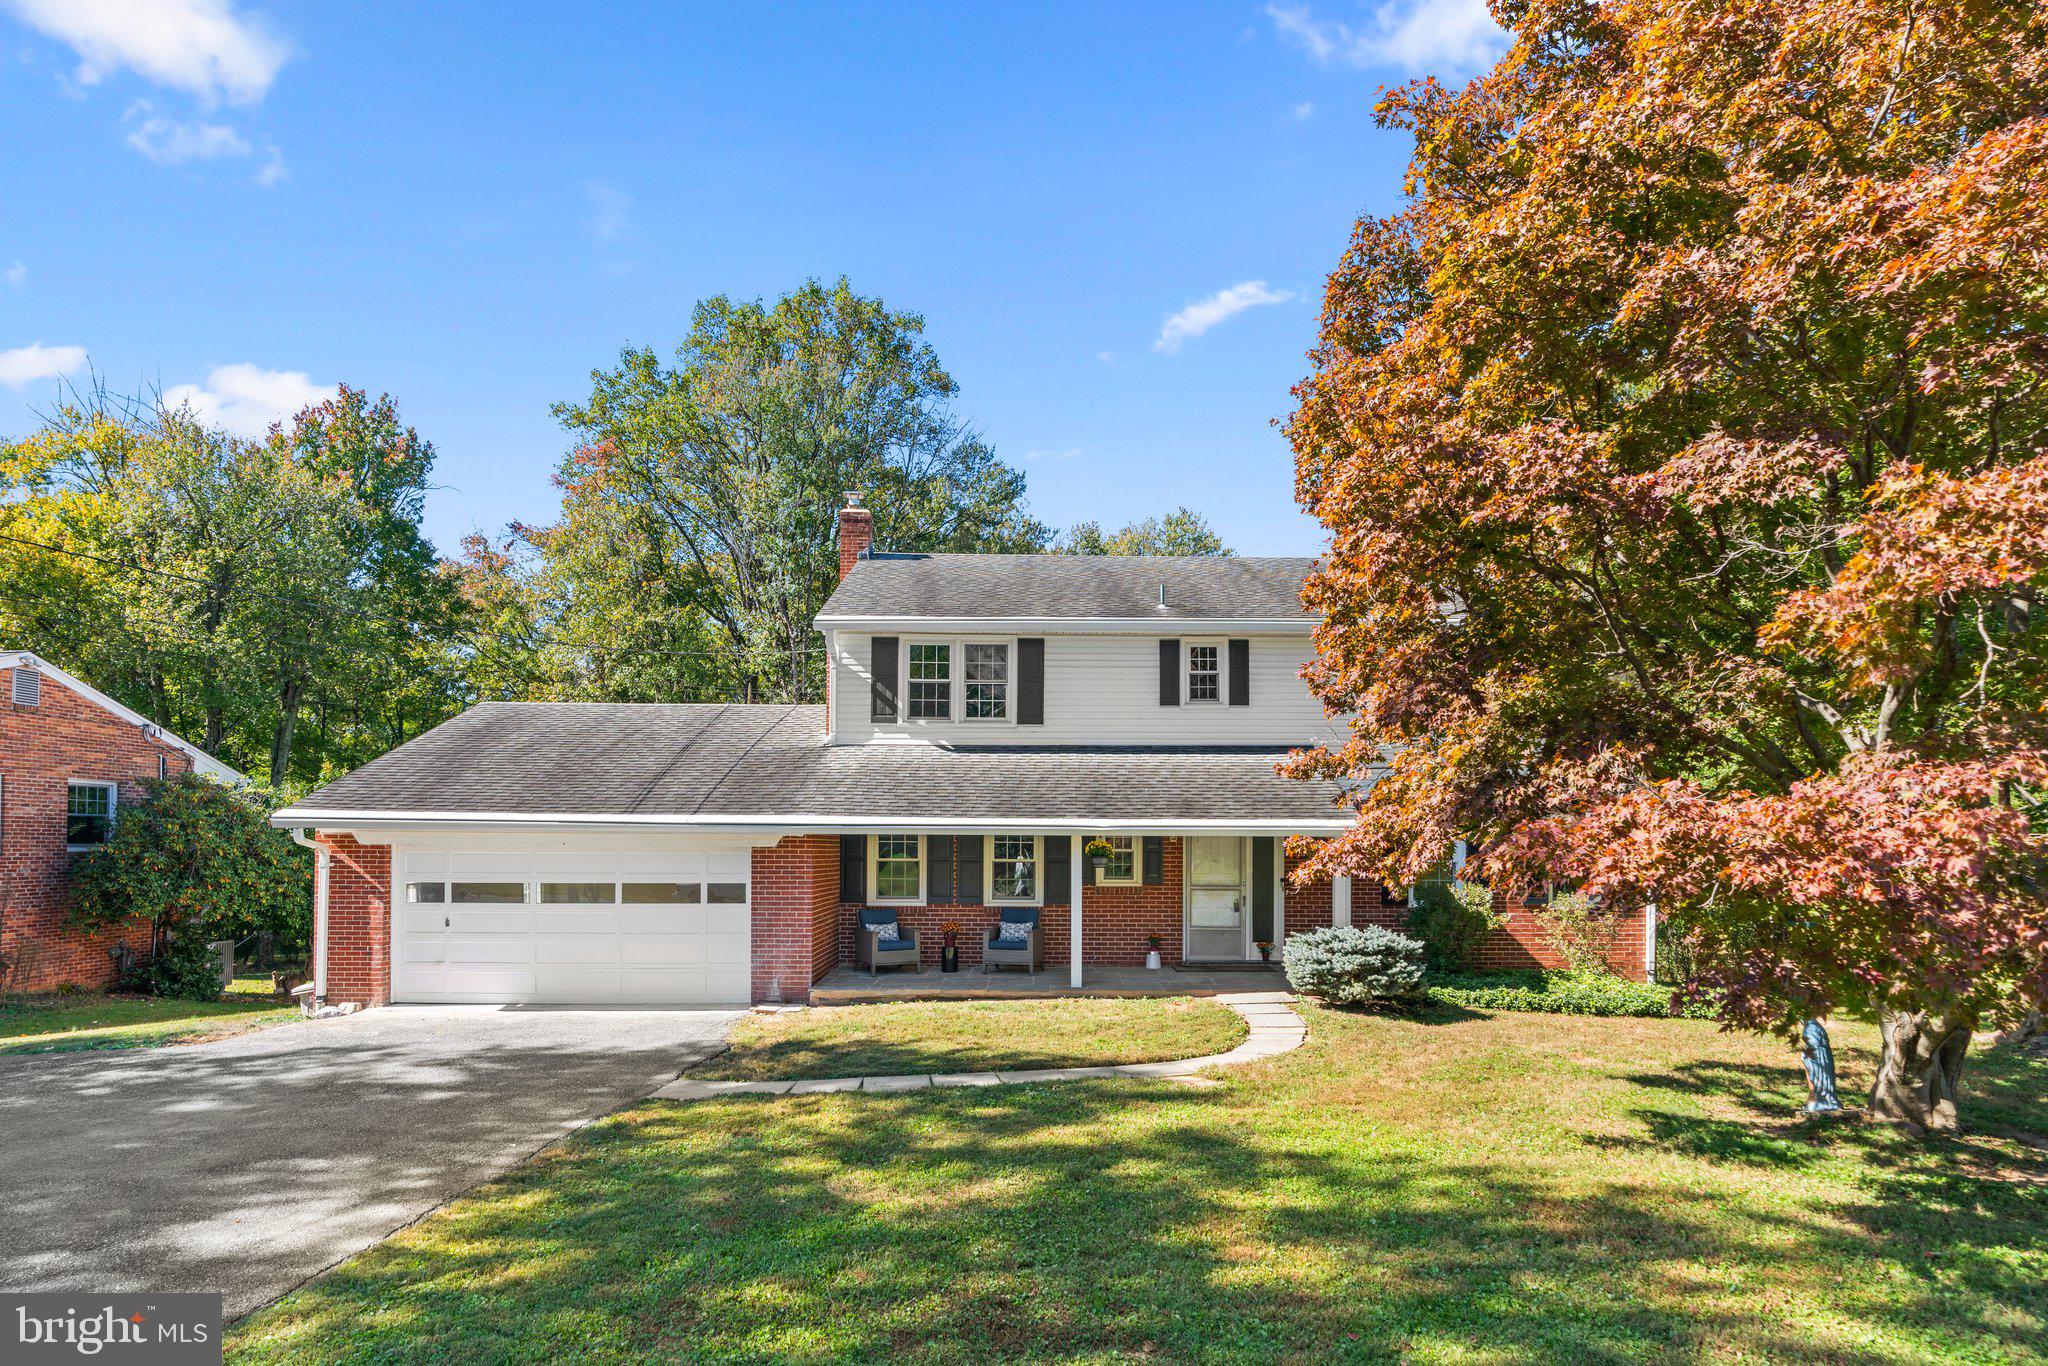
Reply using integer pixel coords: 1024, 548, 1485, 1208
1184, 836, 1248, 960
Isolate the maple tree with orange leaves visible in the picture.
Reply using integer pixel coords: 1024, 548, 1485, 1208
1286, 0, 2048, 1132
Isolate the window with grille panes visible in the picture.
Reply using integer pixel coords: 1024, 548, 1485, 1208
963, 643, 1008, 720
872, 835, 923, 902
988, 834, 1039, 903
907, 644, 951, 719
1186, 643, 1222, 703
1097, 834, 1138, 885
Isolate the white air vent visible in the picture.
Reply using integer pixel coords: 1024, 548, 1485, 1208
11, 667, 39, 707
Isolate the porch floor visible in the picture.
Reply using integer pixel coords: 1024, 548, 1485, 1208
809, 963, 1288, 1004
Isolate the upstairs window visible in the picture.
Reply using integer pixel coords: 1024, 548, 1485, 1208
1187, 644, 1222, 703
964, 643, 1009, 720
907, 643, 951, 719
66, 781, 115, 849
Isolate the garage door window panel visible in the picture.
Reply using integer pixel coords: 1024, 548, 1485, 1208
706, 882, 747, 904
623, 882, 701, 904
406, 882, 447, 903
452, 881, 527, 904
541, 882, 618, 904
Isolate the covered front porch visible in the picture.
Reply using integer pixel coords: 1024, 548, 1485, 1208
818, 828, 1370, 997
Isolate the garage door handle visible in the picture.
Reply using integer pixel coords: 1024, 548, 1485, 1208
444, 917, 450, 928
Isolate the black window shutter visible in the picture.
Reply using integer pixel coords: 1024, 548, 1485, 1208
1251, 836, 1276, 941
927, 835, 955, 905
955, 835, 983, 905
1159, 640, 1180, 706
839, 835, 867, 903
1043, 835, 1071, 905
1228, 639, 1250, 706
871, 636, 899, 722
1142, 836, 1165, 885
1017, 638, 1045, 725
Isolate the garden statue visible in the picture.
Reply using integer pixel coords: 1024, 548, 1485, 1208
1801, 1019, 1841, 1114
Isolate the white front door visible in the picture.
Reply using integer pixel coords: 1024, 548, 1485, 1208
1184, 836, 1249, 960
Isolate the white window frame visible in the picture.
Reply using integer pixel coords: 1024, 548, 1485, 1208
868, 834, 927, 905
961, 640, 1012, 723
65, 780, 117, 852
984, 833, 1043, 906
904, 641, 953, 721
1096, 834, 1140, 886
1184, 638, 1225, 705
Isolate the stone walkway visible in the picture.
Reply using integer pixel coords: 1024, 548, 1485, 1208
649, 992, 1306, 1101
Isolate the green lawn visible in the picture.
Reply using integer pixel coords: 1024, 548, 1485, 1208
229, 1007, 2048, 1364
693, 996, 1247, 1080
0, 976, 299, 1054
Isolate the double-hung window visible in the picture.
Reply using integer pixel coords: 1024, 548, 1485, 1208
66, 781, 115, 849
964, 643, 1009, 720
871, 835, 924, 903
907, 644, 951, 720
1186, 643, 1222, 703
988, 835, 1040, 904
1097, 834, 1138, 885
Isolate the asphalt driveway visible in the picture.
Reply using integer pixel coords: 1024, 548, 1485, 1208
0, 1005, 738, 1318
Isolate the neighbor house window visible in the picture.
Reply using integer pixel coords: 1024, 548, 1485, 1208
1097, 835, 1138, 885
871, 835, 923, 903
907, 644, 951, 719
1186, 644, 1221, 703
988, 835, 1040, 904
66, 781, 115, 849
963, 643, 1009, 720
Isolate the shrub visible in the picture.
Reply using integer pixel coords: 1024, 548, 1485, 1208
1405, 879, 1509, 971
1283, 925, 1427, 1007
1538, 891, 1620, 976
1426, 970, 1716, 1019
127, 934, 226, 1002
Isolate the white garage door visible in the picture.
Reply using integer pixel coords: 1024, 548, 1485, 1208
394, 847, 751, 1004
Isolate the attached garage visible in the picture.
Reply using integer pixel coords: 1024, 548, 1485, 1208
392, 844, 752, 1005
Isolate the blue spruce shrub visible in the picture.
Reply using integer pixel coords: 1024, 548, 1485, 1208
1282, 925, 1427, 1007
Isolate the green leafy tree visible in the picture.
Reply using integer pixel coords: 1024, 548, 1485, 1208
69, 776, 311, 997
548, 278, 1049, 703
1055, 507, 1230, 556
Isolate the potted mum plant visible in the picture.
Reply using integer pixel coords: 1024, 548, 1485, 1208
1083, 838, 1115, 876
940, 922, 962, 973
1146, 932, 1164, 971
1255, 939, 1274, 964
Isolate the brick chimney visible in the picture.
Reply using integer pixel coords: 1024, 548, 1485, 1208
837, 491, 873, 580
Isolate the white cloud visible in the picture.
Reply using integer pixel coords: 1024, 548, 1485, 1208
587, 182, 633, 244
123, 102, 249, 163
1154, 280, 1295, 354
162, 363, 336, 438
2, 0, 289, 105
253, 144, 285, 186
1291, 100, 1316, 120
0, 342, 87, 387
1265, 1, 1507, 76
4, 261, 24, 289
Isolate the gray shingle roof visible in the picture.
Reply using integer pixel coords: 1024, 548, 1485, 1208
816, 554, 1317, 622
279, 702, 1349, 828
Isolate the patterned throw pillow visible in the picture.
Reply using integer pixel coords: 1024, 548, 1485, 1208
868, 919, 900, 941
996, 919, 1034, 944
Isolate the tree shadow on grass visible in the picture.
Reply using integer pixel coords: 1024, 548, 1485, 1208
230, 1066, 2047, 1365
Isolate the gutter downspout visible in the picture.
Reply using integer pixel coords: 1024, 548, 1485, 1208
288, 829, 328, 1004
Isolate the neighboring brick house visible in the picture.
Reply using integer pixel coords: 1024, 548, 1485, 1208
273, 499, 1654, 1008
0, 651, 247, 993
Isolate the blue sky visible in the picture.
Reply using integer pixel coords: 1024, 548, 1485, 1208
0, 1, 1504, 556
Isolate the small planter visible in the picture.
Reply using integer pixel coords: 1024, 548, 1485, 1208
941, 945, 960, 973
1145, 949, 1162, 971
1256, 940, 1274, 964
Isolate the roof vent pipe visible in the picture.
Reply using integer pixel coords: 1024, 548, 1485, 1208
1158, 583, 1167, 609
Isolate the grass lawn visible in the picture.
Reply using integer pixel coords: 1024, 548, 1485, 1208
0, 975, 298, 1054
693, 996, 1247, 1081
229, 1007, 2048, 1364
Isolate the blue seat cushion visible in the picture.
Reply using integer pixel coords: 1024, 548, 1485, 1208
876, 937, 916, 953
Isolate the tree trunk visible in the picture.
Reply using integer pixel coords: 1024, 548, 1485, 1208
269, 675, 304, 786
1869, 1009, 1972, 1134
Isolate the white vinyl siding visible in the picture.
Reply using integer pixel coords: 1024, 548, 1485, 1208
831, 632, 1337, 746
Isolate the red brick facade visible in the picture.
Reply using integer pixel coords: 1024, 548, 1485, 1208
1335, 874, 1649, 977
749, 834, 840, 1003
0, 663, 195, 993
317, 833, 392, 1006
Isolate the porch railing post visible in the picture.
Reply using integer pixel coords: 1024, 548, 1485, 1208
1333, 874, 1352, 928
1070, 833, 1083, 989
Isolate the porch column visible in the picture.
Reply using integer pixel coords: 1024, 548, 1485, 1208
1070, 833, 1084, 988
1333, 874, 1352, 928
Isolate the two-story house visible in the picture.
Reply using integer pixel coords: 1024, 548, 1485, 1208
273, 499, 1649, 1007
